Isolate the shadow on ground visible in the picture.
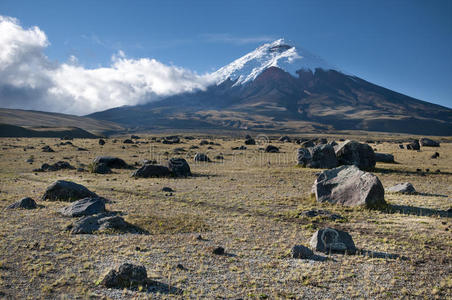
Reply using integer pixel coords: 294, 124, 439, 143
385, 204, 451, 218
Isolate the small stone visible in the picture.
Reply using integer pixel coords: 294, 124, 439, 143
310, 228, 356, 254
212, 247, 224, 255
7, 197, 37, 209
386, 182, 416, 194
291, 245, 314, 259
101, 263, 147, 289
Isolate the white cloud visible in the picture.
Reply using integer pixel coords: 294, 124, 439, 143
0, 16, 214, 115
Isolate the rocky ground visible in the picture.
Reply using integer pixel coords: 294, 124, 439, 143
0, 134, 451, 299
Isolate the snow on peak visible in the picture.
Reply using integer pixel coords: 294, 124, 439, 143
211, 38, 332, 86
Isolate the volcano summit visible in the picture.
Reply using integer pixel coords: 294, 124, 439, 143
88, 39, 452, 135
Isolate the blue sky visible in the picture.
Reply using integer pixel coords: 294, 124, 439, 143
1, 0, 451, 111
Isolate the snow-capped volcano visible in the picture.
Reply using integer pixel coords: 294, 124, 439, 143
211, 38, 333, 86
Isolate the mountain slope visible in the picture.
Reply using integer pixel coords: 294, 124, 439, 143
88, 40, 452, 135
0, 108, 124, 135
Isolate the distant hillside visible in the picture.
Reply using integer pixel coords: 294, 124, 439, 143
0, 108, 123, 135
0, 124, 99, 138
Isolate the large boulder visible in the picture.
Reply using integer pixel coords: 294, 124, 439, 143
406, 140, 420, 150
334, 140, 376, 170
265, 145, 279, 153
131, 164, 171, 178
297, 144, 338, 169
60, 197, 106, 217
310, 228, 357, 254
42, 180, 97, 202
194, 153, 211, 162
7, 197, 37, 209
374, 153, 395, 163
167, 158, 191, 177
91, 162, 112, 174
101, 263, 148, 289
93, 156, 128, 169
66, 213, 135, 234
244, 138, 256, 145
386, 182, 416, 194
312, 165, 386, 209
300, 140, 315, 148
419, 137, 440, 147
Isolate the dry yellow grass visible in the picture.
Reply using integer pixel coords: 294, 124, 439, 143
0, 134, 451, 299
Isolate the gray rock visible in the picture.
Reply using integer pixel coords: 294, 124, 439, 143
265, 145, 279, 153
312, 165, 386, 209
91, 162, 112, 174
406, 140, 420, 150
318, 138, 328, 144
101, 263, 148, 289
419, 137, 440, 147
291, 245, 314, 259
386, 182, 416, 194
194, 153, 211, 162
431, 152, 440, 159
310, 228, 357, 254
300, 140, 315, 148
7, 197, 37, 209
41, 145, 54, 152
42, 180, 97, 202
300, 209, 344, 221
335, 140, 376, 170
297, 144, 338, 169
167, 158, 191, 177
98, 139, 105, 145
67, 213, 132, 234
131, 164, 171, 178
279, 136, 291, 142
162, 187, 174, 192
123, 139, 134, 144
60, 197, 106, 217
375, 153, 395, 163
244, 138, 256, 145
35, 161, 75, 172
93, 156, 128, 169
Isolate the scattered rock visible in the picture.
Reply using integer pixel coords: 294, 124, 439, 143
61, 197, 106, 217
67, 213, 138, 234
232, 146, 247, 150
245, 138, 256, 145
42, 180, 97, 202
131, 135, 141, 139
265, 145, 279, 153
98, 139, 105, 145
300, 209, 344, 221
375, 153, 395, 163
297, 144, 337, 169
419, 137, 440, 147
406, 140, 420, 150
386, 182, 416, 194
279, 136, 291, 142
7, 197, 37, 209
189, 145, 199, 149
131, 164, 171, 178
215, 155, 224, 160
162, 187, 174, 192
212, 247, 225, 255
199, 140, 209, 146
334, 140, 376, 170
431, 152, 440, 159
77, 147, 88, 151
91, 162, 112, 174
398, 144, 404, 149
123, 139, 134, 144
101, 263, 148, 289
312, 165, 386, 209
310, 228, 357, 254
34, 161, 75, 172
291, 245, 314, 259
162, 136, 180, 144
300, 140, 315, 148
167, 158, 191, 177
93, 156, 128, 169
318, 138, 328, 144
41, 145, 54, 152
194, 153, 211, 162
